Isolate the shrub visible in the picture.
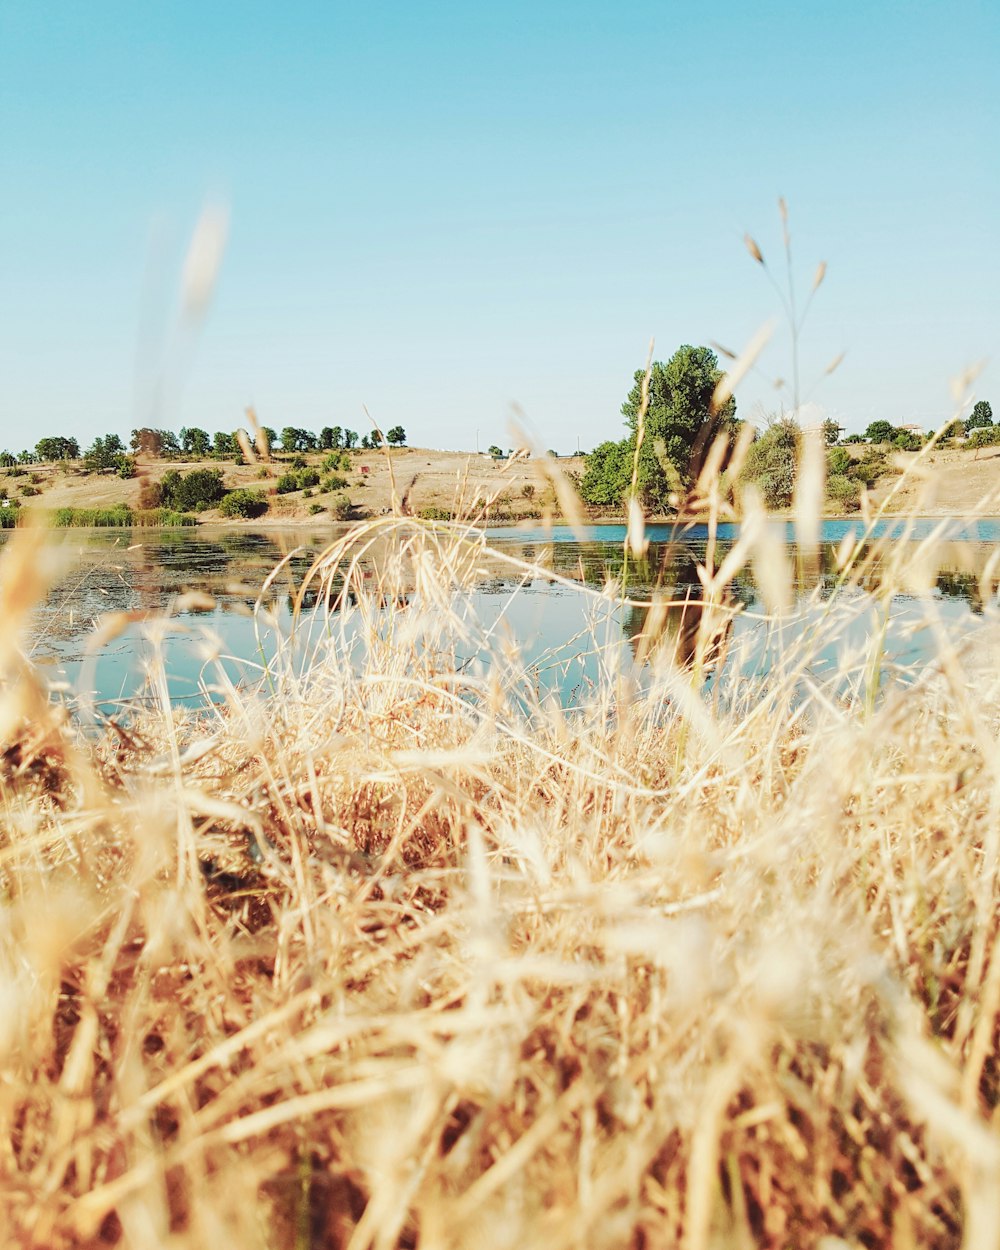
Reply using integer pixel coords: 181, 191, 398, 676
139, 479, 163, 509
967, 427, 1000, 448
219, 489, 269, 519
827, 447, 852, 476
276, 473, 299, 494
827, 474, 861, 510
291, 456, 307, 470
522, 483, 536, 500
0, 506, 18, 528
742, 419, 799, 509
331, 494, 353, 521
161, 468, 226, 511
847, 451, 888, 487
19, 485, 40, 497
323, 451, 350, 472
418, 505, 452, 521
256, 466, 270, 479
117, 455, 138, 479
299, 468, 320, 489
308, 502, 324, 515
322, 474, 348, 492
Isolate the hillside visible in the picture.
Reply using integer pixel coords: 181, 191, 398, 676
1, 447, 589, 525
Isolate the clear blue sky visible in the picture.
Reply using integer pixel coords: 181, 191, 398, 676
0, 0, 996, 452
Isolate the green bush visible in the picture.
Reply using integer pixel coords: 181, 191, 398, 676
827, 474, 861, 510
322, 474, 348, 492
19, 485, 40, 497
118, 455, 138, 479
308, 502, 324, 515
0, 506, 18, 529
161, 467, 226, 510
298, 468, 320, 489
846, 451, 888, 487
742, 420, 799, 509
417, 505, 452, 521
218, 489, 269, 519
276, 473, 299, 494
323, 451, 350, 472
331, 494, 353, 521
967, 427, 1000, 448
827, 447, 852, 476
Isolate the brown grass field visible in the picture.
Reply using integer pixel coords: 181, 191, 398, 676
3, 441, 1000, 1248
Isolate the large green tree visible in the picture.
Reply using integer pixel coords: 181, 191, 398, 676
581, 345, 736, 512
967, 400, 994, 432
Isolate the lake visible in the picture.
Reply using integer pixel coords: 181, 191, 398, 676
4, 517, 999, 714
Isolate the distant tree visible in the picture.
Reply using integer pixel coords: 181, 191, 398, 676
259, 426, 278, 453
319, 426, 335, 450
35, 436, 80, 461
967, 400, 994, 432
0, 452, 15, 467
488, 445, 504, 459
213, 431, 237, 458
130, 428, 164, 457
864, 420, 895, 444
386, 426, 406, 446
280, 427, 299, 453
180, 426, 211, 457
160, 428, 181, 456
843, 434, 864, 444
330, 425, 343, 449
343, 429, 359, 449
360, 433, 373, 450
892, 429, 922, 451
586, 345, 736, 512
941, 419, 966, 441
822, 418, 840, 446
17, 449, 37, 464
83, 434, 125, 471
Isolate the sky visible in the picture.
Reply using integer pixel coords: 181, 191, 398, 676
0, 0, 997, 454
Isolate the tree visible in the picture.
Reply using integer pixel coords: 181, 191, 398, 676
343, 429, 359, 449
864, 420, 895, 444
580, 440, 633, 507
967, 400, 994, 432
83, 434, 125, 471
330, 426, 343, 449
822, 418, 840, 446
386, 426, 406, 447
360, 433, 373, 450
180, 426, 211, 457
259, 426, 278, 453
35, 436, 80, 461
613, 345, 736, 511
488, 445, 504, 458
213, 431, 236, 458
130, 428, 164, 457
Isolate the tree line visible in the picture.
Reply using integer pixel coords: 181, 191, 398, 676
1, 423, 408, 468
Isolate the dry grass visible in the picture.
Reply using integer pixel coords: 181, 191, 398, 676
3, 449, 1000, 1250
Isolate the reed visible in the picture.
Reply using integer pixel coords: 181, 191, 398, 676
1, 439, 999, 1250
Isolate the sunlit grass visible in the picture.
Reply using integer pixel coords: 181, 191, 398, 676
2, 443, 1000, 1249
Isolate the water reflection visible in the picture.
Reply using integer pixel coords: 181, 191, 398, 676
2, 520, 997, 710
